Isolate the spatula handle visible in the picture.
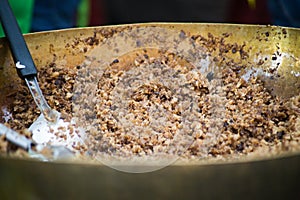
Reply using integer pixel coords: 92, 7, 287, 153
0, 0, 37, 78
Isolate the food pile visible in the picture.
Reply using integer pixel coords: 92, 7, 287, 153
85, 50, 300, 161
1, 39, 300, 162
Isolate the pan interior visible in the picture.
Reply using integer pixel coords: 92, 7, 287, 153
0, 24, 299, 170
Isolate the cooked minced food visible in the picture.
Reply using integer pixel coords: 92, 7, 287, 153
1, 50, 300, 161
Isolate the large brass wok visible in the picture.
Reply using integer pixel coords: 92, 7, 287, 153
0, 23, 299, 199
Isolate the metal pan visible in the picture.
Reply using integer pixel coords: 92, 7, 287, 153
0, 23, 299, 198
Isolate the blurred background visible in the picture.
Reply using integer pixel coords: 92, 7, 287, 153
1, 0, 300, 37
96, 0, 270, 26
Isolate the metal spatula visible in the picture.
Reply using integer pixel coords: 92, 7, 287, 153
0, 0, 85, 154
0, 123, 73, 161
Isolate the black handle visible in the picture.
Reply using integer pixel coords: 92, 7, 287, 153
0, 0, 37, 78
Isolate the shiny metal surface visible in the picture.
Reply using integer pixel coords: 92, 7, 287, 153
0, 23, 299, 198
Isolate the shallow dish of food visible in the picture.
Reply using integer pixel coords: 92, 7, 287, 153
0, 23, 299, 199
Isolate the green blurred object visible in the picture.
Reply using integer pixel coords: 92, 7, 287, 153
77, 0, 90, 27
0, 0, 34, 37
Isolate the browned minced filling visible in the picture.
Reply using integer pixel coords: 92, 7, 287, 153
86, 52, 300, 160
1, 52, 300, 160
